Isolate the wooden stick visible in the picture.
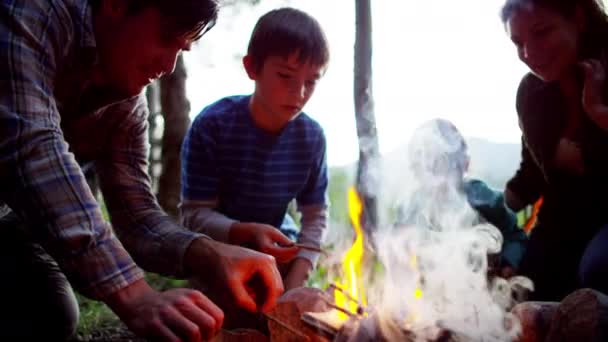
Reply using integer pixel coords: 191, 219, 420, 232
329, 284, 363, 307
264, 313, 310, 341
327, 283, 367, 316
324, 301, 357, 317
294, 243, 325, 254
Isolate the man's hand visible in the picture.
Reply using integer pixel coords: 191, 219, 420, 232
105, 279, 224, 341
283, 257, 313, 291
581, 59, 608, 131
185, 237, 284, 313
229, 222, 299, 263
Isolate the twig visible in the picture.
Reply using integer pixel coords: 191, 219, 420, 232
324, 300, 357, 317
294, 243, 325, 254
327, 283, 367, 316
328, 284, 362, 307
264, 313, 310, 341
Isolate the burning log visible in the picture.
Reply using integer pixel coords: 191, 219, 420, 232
330, 313, 456, 342
266, 287, 334, 341
211, 328, 269, 342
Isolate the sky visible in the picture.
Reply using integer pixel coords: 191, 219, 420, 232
184, 0, 530, 166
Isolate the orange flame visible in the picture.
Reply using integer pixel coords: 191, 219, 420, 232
334, 187, 367, 320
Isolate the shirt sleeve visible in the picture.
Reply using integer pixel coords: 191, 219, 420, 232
466, 180, 528, 269
181, 113, 220, 202
180, 200, 237, 242
295, 129, 329, 265
296, 130, 329, 206
505, 137, 545, 209
96, 96, 206, 278
0, 1, 143, 299
296, 204, 328, 265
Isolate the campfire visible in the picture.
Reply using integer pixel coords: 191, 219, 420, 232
298, 187, 440, 341
226, 184, 608, 342
256, 186, 526, 342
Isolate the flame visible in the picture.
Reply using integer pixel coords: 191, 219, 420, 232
334, 187, 367, 320
405, 254, 423, 327
410, 254, 423, 300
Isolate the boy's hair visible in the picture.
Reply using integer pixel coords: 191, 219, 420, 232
92, 0, 218, 42
408, 119, 469, 181
247, 7, 330, 71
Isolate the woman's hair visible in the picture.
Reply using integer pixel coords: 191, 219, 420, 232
500, 0, 608, 58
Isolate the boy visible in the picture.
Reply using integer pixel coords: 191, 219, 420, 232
181, 7, 330, 291
399, 119, 528, 276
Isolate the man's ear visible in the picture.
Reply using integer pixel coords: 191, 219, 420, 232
99, 0, 129, 19
243, 55, 258, 80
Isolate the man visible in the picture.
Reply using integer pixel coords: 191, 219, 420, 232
0, 0, 283, 341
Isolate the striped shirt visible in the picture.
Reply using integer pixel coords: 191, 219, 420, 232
0, 0, 202, 299
181, 95, 328, 263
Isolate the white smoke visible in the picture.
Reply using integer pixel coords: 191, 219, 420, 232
323, 118, 530, 341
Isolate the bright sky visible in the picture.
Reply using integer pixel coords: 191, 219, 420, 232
185, 0, 530, 166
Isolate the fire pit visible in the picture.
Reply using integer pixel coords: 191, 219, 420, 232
259, 187, 526, 342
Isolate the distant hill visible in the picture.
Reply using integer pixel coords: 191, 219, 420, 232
466, 137, 521, 190
327, 137, 522, 223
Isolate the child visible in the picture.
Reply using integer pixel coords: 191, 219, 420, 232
398, 119, 528, 276
180, 7, 330, 292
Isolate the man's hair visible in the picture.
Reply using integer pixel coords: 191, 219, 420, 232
500, 0, 608, 59
247, 7, 330, 71
92, 0, 219, 42
408, 119, 469, 182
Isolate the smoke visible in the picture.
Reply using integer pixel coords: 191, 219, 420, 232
322, 118, 531, 341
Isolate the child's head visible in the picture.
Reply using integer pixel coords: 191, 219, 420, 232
408, 119, 469, 184
243, 8, 330, 123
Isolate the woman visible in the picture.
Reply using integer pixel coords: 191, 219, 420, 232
502, 0, 608, 301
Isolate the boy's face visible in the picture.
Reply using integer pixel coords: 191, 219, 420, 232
95, 4, 193, 97
244, 52, 326, 123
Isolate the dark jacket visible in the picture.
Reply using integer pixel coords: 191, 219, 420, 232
506, 72, 608, 238
398, 179, 527, 269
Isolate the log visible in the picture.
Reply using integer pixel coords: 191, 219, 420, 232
545, 288, 608, 342
267, 287, 332, 342
211, 329, 268, 342
333, 313, 454, 342
511, 301, 559, 342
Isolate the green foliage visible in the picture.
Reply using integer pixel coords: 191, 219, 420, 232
144, 273, 188, 290
328, 167, 354, 225
76, 294, 120, 336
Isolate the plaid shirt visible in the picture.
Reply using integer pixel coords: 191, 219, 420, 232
0, 0, 202, 299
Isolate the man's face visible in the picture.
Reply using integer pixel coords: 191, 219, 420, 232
506, 5, 582, 82
96, 6, 192, 97
246, 53, 326, 124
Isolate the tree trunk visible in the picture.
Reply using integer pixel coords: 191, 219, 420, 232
158, 55, 191, 217
146, 81, 161, 192
354, 0, 380, 234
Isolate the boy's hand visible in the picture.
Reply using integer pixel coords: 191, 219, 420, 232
283, 257, 313, 291
229, 222, 299, 263
581, 59, 608, 131
185, 238, 284, 313
105, 278, 224, 341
